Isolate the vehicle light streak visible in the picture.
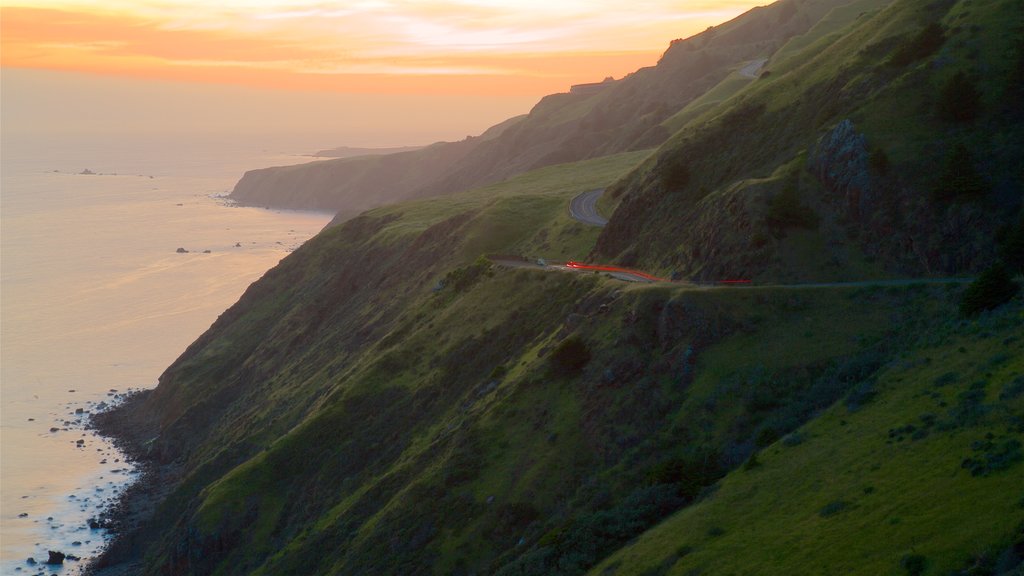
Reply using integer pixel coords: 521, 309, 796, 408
564, 260, 752, 284
564, 261, 665, 282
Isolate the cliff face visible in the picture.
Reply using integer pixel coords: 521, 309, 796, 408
229, 0, 851, 216
228, 139, 481, 215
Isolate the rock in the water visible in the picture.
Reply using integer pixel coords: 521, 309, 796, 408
202, 249, 212, 253
176, 247, 189, 253
45, 551, 65, 565
26, 557, 36, 565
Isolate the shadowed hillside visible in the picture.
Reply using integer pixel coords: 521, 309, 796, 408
229, 0, 862, 216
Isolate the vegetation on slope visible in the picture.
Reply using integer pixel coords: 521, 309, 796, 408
92, 0, 1024, 574
97, 143, 1022, 575
595, 0, 1023, 281
591, 301, 1024, 576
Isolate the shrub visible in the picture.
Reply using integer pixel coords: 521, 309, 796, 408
901, 553, 927, 576
657, 153, 690, 191
888, 23, 945, 67
937, 71, 982, 122
766, 183, 818, 230
962, 438, 1023, 476
869, 147, 890, 175
960, 264, 1019, 316
819, 500, 849, 517
845, 381, 878, 412
1001, 376, 1024, 401
443, 256, 493, 293
550, 336, 591, 376
934, 143, 988, 201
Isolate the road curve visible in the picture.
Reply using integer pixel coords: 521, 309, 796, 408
569, 189, 608, 227
738, 58, 768, 79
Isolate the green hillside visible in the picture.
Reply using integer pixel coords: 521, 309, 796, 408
595, 0, 1023, 281
91, 0, 1023, 574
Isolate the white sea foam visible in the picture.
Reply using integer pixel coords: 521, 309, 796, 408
0, 132, 334, 572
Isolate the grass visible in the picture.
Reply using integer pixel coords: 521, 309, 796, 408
366, 149, 650, 260
590, 302, 1024, 576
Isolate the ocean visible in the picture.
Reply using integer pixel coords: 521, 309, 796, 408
0, 132, 335, 573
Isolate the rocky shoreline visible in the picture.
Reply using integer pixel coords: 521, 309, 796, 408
83, 391, 174, 576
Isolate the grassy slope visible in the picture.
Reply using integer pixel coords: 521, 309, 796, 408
595, 0, 1023, 281
660, 0, 894, 135
592, 302, 1024, 576
98, 0, 1024, 574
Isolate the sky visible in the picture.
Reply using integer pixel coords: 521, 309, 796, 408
1, 1, 766, 145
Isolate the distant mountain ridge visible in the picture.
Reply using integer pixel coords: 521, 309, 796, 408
311, 145, 424, 158
229, 0, 856, 216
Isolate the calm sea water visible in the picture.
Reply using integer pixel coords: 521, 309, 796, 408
1, 132, 334, 573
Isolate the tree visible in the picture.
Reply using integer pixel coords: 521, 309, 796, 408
934, 143, 988, 201
888, 23, 945, 67
937, 71, 981, 123
766, 183, 818, 230
550, 336, 591, 376
960, 264, 1019, 316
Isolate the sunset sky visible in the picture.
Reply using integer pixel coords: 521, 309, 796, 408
2, 1, 765, 144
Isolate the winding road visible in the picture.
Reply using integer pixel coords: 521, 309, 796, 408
514, 188, 973, 286
738, 58, 768, 79
569, 189, 608, 227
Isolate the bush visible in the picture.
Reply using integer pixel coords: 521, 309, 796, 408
869, 147, 891, 175
550, 336, 591, 376
657, 153, 690, 191
819, 500, 849, 517
934, 143, 988, 201
766, 183, 818, 230
937, 71, 982, 122
960, 264, 1019, 316
888, 23, 945, 67
443, 256, 493, 293
901, 553, 927, 576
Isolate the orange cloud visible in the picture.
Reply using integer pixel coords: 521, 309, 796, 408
1, 2, 760, 96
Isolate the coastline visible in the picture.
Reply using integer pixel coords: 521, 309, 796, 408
84, 391, 170, 576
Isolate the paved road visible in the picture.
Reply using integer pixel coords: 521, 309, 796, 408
491, 257, 971, 287
569, 189, 608, 227
739, 58, 768, 79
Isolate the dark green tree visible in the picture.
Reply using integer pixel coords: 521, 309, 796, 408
888, 23, 945, 67
766, 183, 818, 230
934, 143, 988, 201
960, 264, 1019, 316
657, 153, 690, 191
937, 71, 981, 123
550, 336, 591, 376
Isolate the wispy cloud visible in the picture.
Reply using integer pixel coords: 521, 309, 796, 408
2, 1, 766, 94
